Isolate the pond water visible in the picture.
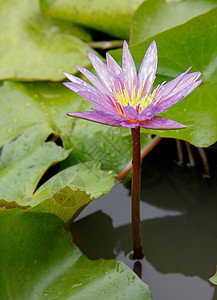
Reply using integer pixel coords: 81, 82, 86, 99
71, 139, 217, 300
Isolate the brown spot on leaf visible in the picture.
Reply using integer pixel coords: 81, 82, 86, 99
28, 164, 35, 168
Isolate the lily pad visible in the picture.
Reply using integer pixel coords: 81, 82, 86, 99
0, 124, 51, 170
0, 209, 152, 299
0, 80, 134, 221
30, 162, 115, 222
0, 81, 88, 145
40, 0, 144, 39
0, 125, 115, 221
110, 8, 217, 147
132, 0, 217, 43
210, 270, 217, 285
0, 0, 93, 81
0, 140, 70, 205
62, 120, 152, 174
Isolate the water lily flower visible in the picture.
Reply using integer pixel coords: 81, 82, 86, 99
63, 40, 202, 259
64, 40, 202, 130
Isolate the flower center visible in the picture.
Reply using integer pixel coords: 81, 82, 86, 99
110, 83, 159, 118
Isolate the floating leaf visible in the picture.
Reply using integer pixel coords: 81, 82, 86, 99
0, 137, 115, 222
62, 120, 152, 174
0, 0, 93, 81
110, 8, 217, 147
132, 0, 217, 43
40, 0, 144, 39
32, 188, 92, 223
30, 162, 115, 222
0, 81, 88, 145
0, 209, 152, 299
0, 123, 115, 221
0, 81, 123, 220
0, 124, 51, 169
210, 269, 217, 285
0, 141, 70, 205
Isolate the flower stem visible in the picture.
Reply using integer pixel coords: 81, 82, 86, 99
116, 136, 162, 181
131, 127, 144, 259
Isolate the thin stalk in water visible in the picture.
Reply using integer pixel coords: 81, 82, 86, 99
131, 127, 144, 259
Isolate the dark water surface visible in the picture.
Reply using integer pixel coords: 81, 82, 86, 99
71, 139, 217, 300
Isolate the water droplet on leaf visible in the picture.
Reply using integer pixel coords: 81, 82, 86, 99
5, 107, 12, 113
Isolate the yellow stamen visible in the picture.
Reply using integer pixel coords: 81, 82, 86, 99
111, 83, 157, 118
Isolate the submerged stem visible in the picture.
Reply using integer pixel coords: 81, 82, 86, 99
131, 127, 144, 259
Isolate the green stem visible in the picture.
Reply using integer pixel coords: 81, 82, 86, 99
131, 127, 144, 259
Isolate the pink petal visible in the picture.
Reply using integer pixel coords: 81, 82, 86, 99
122, 41, 137, 94
170, 72, 201, 96
77, 90, 117, 113
63, 71, 117, 113
120, 121, 140, 128
157, 79, 203, 112
106, 53, 122, 77
138, 40, 157, 96
140, 116, 186, 129
137, 104, 161, 121
87, 51, 117, 92
137, 76, 202, 120
122, 105, 138, 119
156, 67, 193, 100
91, 106, 126, 121
63, 80, 94, 94
63, 82, 115, 113
63, 71, 91, 88
75, 65, 112, 97
67, 111, 124, 126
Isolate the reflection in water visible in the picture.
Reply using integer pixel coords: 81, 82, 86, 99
133, 261, 142, 279
71, 139, 217, 300
71, 211, 116, 260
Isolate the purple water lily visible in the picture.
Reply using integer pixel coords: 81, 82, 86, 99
64, 40, 202, 130
63, 40, 202, 259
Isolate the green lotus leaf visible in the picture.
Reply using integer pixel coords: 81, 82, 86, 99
0, 115, 115, 221
0, 81, 88, 145
132, 0, 217, 43
0, 0, 93, 81
0, 124, 51, 170
0, 140, 70, 205
31, 188, 92, 223
30, 161, 115, 222
40, 0, 144, 39
62, 120, 152, 174
0, 79, 149, 175
0, 209, 152, 299
210, 269, 217, 285
110, 8, 217, 147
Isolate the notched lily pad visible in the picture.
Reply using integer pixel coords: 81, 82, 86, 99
132, 0, 217, 43
0, 209, 152, 299
40, 0, 145, 39
0, 0, 94, 80
0, 141, 71, 205
0, 158, 115, 223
